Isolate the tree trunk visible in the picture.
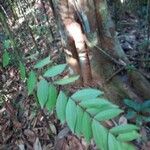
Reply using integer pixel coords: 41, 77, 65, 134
54, 0, 150, 104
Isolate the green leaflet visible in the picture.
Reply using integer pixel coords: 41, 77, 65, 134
66, 99, 77, 132
45, 84, 58, 112
79, 98, 118, 109
141, 100, 150, 109
56, 91, 68, 124
94, 108, 123, 121
82, 112, 92, 142
108, 133, 121, 150
37, 79, 49, 109
27, 70, 37, 95
121, 143, 136, 150
125, 110, 137, 119
71, 88, 103, 102
44, 64, 67, 77
54, 75, 79, 85
19, 61, 26, 80
124, 99, 141, 111
117, 131, 141, 142
34, 56, 51, 69
75, 106, 84, 136
2, 50, 10, 67
87, 108, 100, 116
110, 124, 139, 135
92, 120, 108, 150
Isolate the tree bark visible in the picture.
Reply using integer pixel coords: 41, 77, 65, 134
55, 0, 150, 104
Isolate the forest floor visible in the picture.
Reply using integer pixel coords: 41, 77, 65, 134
0, 1, 150, 150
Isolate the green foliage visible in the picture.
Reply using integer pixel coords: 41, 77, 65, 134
92, 120, 108, 150
126, 64, 136, 72
26, 56, 140, 150
56, 91, 68, 124
33, 56, 78, 85
27, 56, 79, 95
110, 124, 139, 135
71, 88, 103, 101
75, 106, 84, 136
34, 56, 51, 69
37, 79, 49, 109
54, 75, 80, 85
66, 99, 77, 132
45, 84, 58, 112
82, 112, 92, 142
94, 108, 123, 121
117, 131, 140, 142
124, 99, 150, 125
28, 56, 78, 110
2, 50, 10, 67
56, 89, 140, 150
27, 70, 37, 95
3, 39, 11, 49
44, 64, 67, 77
19, 61, 26, 80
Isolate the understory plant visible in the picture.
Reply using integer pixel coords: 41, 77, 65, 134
26, 56, 140, 150
2, 38, 27, 81
124, 99, 150, 125
2, 39, 11, 67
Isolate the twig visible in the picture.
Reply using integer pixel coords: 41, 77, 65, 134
105, 66, 125, 83
94, 45, 126, 66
